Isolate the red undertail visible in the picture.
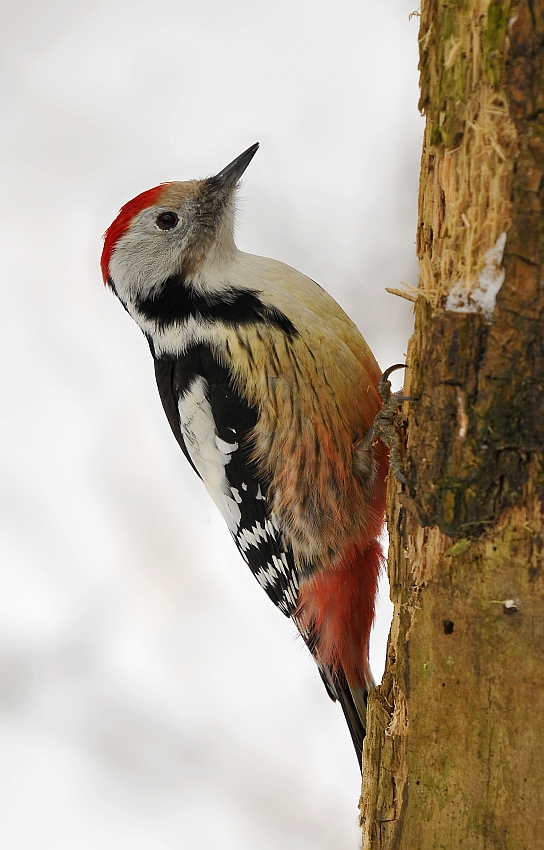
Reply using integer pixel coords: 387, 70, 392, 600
297, 536, 383, 689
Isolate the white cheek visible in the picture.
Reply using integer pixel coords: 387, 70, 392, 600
110, 232, 181, 303
109, 206, 192, 303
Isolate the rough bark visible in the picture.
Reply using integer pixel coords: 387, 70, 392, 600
360, 3, 544, 848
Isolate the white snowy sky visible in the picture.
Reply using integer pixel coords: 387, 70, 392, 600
1, 2, 423, 848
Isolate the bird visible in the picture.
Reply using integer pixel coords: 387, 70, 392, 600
101, 143, 389, 768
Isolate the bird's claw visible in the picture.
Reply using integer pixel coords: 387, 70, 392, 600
365, 364, 417, 484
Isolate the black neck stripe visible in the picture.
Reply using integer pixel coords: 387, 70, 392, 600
135, 274, 297, 337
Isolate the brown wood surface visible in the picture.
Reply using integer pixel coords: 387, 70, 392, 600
360, 3, 544, 847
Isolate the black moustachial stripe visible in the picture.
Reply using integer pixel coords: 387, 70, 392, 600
135, 274, 297, 337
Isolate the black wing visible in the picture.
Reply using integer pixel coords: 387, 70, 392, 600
154, 345, 300, 616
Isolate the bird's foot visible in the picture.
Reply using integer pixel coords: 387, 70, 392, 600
362, 364, 417, 484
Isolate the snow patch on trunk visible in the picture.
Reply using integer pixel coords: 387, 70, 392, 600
445, 232, 507, 322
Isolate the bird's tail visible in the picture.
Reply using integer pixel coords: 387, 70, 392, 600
296, 537, 383, 768
316, 660, 374, 769
337, 677, 373, 770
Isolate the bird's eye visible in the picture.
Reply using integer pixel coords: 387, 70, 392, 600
156, 212, 179, 230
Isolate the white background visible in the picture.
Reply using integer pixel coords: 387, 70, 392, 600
1, 2, 423, 847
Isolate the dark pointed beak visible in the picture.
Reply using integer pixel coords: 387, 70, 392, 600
211, 143, 260, 192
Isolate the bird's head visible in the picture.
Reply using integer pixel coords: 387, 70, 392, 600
101, 143, 259, 311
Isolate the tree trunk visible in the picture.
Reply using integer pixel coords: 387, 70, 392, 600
360, 2, 544, 848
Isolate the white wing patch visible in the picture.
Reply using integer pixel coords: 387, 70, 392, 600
178, 376, 241, 533
176, 373, 300, 618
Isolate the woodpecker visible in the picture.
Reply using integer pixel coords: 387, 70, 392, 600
101, 144, 389, 768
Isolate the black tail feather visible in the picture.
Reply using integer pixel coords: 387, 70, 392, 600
317, 663, 372, 771
336, 682, 367, 770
